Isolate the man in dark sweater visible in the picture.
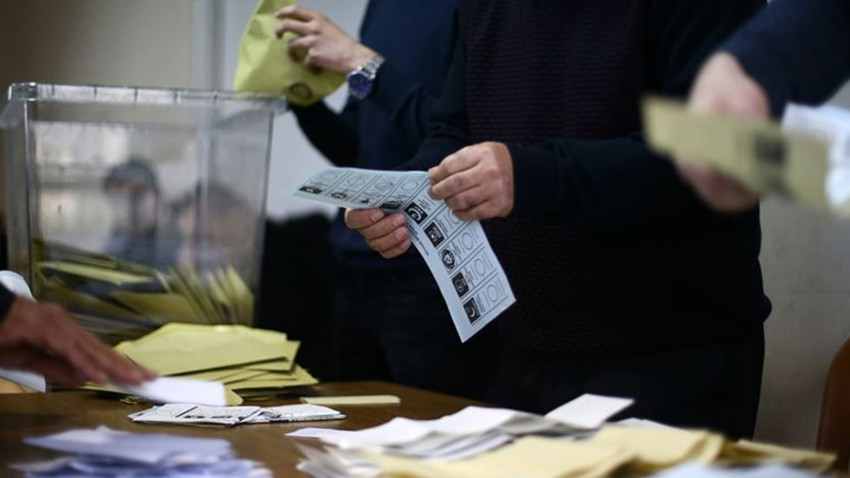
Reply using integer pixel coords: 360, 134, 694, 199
675, 0, 850, 211
347, 0, 771, 438
0, 284, 153, 386
275, 1, 499, 399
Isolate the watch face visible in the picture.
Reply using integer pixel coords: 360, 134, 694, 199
347, 71, 373, 99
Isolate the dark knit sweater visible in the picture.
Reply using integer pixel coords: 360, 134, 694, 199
406, 0, 772, 356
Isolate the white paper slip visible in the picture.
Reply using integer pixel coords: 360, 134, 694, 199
15, 426, 272, 477
650, 463, 820, 478
293, 167, 516, 342
245, 404, 345, 423
130, 404, 261, 426
23, 426, 232, 465
783, 103, 850, 214
287, 428, 358, 440
0, 368, 46, 392
427, 406, 557, 436
131, 403, 345, 427
116, 376, 227, 407
545, 393, 634, 430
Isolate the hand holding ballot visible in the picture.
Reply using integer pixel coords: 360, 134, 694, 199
0, 296, 155, 386
671, 52, 769, 212
344, 209, 411, 259
274, 4, 375, 75
429, 142, 515, 221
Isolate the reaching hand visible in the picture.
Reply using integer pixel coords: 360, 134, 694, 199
0, 297, 156, 387
344, 208, 411, 259
275, 5, 376, 74
429, 142, 515, 221
674, 52, 769, 212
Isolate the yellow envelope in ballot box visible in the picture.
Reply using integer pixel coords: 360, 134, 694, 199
234, 0, 345, 106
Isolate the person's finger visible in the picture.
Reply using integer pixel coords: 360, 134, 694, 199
72, 330, 152, 384
0, 344, 86, 387
453, 200, 502, 222
429, 150, 479, 185
443, 185, 489, 212
431, 166, 484, 200
286, 35, 314, 62
24, 354, 87, 387
365, 224, 409, 254
344, 208, 386, 230
357, 213, 407, 241
275, 18, 312, 38
274, 4, 316, 21
379, 238, 412, 259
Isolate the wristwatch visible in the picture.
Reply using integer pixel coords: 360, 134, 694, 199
347, 53, 385, 100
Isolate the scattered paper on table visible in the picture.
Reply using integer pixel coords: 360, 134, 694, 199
13, 426, 271, 477
544, 393, 634, 430
292, 167, 515, 342
130, 403, 344, 427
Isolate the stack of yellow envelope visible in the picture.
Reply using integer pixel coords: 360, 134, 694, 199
104, 323, 318, 404
32, 240, 255, 344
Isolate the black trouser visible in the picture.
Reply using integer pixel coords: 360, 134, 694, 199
332, 261, 501, 401
489, 327, 765, 439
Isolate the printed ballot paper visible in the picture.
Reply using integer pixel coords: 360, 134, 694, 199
293, 167, 515, 342
129, 403, 344, 427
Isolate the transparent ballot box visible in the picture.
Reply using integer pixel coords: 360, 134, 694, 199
0, 83, 285, 343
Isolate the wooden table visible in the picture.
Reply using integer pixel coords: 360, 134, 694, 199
0, 381, 481, 476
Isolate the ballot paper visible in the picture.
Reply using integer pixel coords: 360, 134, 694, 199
545, 393, 634, 430
116, 376, 227, 407
129, 403, 344, 427
293, 167, 515, 342
782, 103, 850, 215
11, 426, 271, 477
643, 97, 831, 210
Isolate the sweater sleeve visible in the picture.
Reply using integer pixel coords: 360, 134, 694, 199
722, 0, 850, 117
0, 283, 15, 324
369, 52, 455, 146
291, 101, 359, 168
509, 0, 764, 229
400, 38, 472, 171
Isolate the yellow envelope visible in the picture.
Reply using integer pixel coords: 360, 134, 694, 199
110, 291, 199, 323
233, 0, 345, 106
590, 426, 720, 472
114, 323, 291, 375
372, 436, 631, 478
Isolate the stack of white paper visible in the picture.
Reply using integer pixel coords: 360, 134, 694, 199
10, 426, 272, 477
129, 403, 345, 427
288, 394, 632, 475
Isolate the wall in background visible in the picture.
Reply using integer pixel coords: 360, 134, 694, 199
755, 82, 850, 447
0, 0, 195, 89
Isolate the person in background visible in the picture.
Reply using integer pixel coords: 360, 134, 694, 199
674, 0, 850, 211
346, 0, 770, 438
274, 1, 499, 400
0, 284, 155, 386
